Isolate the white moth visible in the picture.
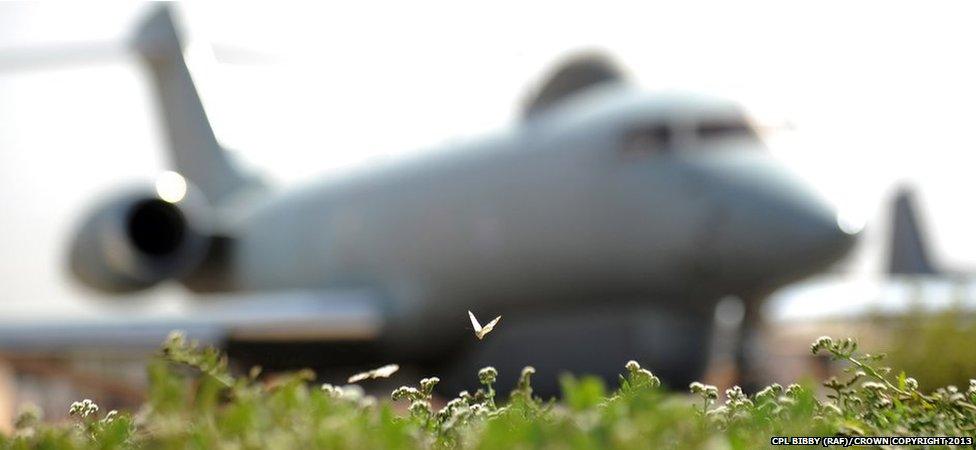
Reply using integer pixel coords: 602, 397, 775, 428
468, 310, 501, 340
347, 363, 400, 383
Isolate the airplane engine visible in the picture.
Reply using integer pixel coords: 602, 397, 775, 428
68, 180, 211, 293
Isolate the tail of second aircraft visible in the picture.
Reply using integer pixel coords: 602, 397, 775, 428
888, 187, 938, 275
132, 5, 258, 206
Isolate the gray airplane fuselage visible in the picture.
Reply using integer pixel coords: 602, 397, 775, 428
231, 84, 854, 351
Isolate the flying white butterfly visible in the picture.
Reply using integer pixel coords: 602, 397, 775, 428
468, 310, 501, 340
347, 363, 400, 383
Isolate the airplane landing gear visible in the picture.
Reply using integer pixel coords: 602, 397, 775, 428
436, 305, 713, 398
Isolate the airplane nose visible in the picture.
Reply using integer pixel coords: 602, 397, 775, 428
684, 149, 858, 287
741, 190, 857, 268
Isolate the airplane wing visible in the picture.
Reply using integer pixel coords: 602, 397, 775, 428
0, 289, 384, 353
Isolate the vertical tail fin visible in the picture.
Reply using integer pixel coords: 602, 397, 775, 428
888, 187, 938, 275
132, 6, 255, 205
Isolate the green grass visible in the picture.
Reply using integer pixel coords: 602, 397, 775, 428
2, 332, 975, 449
879, 306, 976, 392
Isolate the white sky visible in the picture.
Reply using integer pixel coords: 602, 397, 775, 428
0, 1, 974, 320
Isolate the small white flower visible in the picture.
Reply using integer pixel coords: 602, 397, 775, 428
101, 410, 118, 423
786, 384, 802, 397
392, 386, 421, 401
862, 381, 887, 392
321, 383, 343, 398
690, 382, 719, 400
409, 400, 431, 415
726, 386, 747, 402
478, 367, 498, 385
420, 377, 440, 393
811, 336, 833, 354
637, 369, 660, 387
68, 399, 99, 419
906, 377, 919, 391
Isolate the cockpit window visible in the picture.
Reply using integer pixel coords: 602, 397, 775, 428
622, 124, 672, 157
696, 120, 755, 140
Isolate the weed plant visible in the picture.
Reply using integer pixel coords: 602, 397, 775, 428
2, 332, 974, 449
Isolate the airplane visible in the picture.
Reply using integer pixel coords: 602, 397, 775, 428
0, 5, 857, 396
887, 187, 964, 279
764, 184, 976, 337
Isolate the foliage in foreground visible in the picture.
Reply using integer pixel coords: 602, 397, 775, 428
879, 305, 976, 391
2, 333, 975, 449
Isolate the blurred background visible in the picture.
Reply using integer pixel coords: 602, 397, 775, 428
1, 1, 975, 428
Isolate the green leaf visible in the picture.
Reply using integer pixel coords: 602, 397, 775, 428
560, 375, 606, 411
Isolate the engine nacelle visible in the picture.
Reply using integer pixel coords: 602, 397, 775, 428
68, 181, 211, 293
